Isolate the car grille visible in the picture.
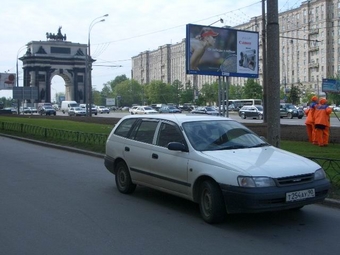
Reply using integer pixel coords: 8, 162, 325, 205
276, 173, 314, 186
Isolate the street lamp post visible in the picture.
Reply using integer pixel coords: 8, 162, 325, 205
16, 45, 27, 114
86, 14, 108, 116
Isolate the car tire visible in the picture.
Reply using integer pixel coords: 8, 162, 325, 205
287, 112, 293, 119
199, 180, 226, 224
298, 116, 302, 119
241, 113, 246, 119
258, 114, 263, 120
115, 162, 136, 194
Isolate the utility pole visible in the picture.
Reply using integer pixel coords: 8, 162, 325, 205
266, 0, 281, 147
262, 0, 268, 123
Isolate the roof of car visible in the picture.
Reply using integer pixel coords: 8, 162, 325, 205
121, 114, 232, 124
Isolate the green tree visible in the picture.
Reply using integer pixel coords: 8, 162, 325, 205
145, 81, 169, 104
106, 75, 128, 92
288, 85, 302, 105
243, 79, 262, 99
200, 82, 218, 105
113, 79, 142, 106
179, 81, 194, 104
229, 84, 244, 99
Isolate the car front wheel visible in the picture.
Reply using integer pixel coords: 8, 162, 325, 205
241, 113, 246, 119
287, 112, 293, 119
115, 162, 136, 194
199, 180, 226, 224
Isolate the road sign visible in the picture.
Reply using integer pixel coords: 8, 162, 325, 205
13, 87, 39, 100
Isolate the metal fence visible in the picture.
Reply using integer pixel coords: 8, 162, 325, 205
0, 122, 107, 145
1, 121, 340, 187
307, 157, 340, 187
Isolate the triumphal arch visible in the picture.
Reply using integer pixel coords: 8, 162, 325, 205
19, 27, 89, 103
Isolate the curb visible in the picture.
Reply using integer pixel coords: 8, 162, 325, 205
1, 133, 339, 209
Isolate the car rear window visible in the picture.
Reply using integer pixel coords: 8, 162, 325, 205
114, 118, 138, 138
131, 120, 159, 144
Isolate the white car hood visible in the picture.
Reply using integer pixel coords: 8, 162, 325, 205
201, 146, 319, 178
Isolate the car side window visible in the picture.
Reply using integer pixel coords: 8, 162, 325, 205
114, 118, 138, 138
132, 120, 159, 144
157, 122, 185, 147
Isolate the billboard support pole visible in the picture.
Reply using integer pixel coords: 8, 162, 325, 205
218, 76, 221, 116
225, 76, 229, 118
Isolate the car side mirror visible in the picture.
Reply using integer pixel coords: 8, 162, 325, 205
167, 142, 188, 152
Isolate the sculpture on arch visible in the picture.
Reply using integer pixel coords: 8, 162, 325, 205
46, 26, 67, 41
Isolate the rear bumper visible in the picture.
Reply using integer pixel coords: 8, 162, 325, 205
220, 179, 330, 214
104, 155, 115, 174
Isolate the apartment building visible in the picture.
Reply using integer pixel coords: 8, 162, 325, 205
132, 0, 338, 96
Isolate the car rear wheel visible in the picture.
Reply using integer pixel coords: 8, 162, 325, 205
241, 113, 246, 119
199, 180, 226, 224
115, 162, 136, 194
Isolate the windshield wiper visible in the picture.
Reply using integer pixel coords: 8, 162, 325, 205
248, 143, 269, 148
216, 144, 247, 150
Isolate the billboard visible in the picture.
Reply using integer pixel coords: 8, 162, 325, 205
0, 73, 16, 89
322, 79, 340, 93
186, 24, 259, 78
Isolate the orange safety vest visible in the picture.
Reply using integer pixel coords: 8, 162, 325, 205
314, 104, 332, 127
304, 102, 317, 125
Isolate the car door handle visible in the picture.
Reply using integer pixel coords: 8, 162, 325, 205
125, 147, 130, 152
152, 153, 158, 159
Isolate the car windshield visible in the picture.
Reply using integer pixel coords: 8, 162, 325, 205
182, 120, 268, 151
255, 105, 263, 111
205, 107, 215, 111
144, 107, 153, 110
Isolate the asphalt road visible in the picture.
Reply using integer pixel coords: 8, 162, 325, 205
1, 136, 340, 255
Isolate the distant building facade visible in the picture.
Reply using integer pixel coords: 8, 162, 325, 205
132, 0, 338, 96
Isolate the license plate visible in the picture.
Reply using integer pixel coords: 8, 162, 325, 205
286, 189, 315, 202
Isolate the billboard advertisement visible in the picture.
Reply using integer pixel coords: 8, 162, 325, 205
0, 73, 16, 89
186, 24, 259, 78
322, 79, 340, 93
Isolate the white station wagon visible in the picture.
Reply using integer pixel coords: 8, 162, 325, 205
104, 115, 330, 223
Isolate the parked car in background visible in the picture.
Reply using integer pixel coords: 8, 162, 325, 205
20, 107, 38, 114
129, 106, 139, 115
97, 105, 110, 114
104, 115, 330, 224
280, 103, 304, 119
121, 106, 130, 111
79, 104, 98, 115
39, 106, 56, 116
3, 107, 17, 114
61, 101, 78, 114
238, 105, 263, 119
68, 107, 86, 116
158, 105, 182, 113
190, 106, 219, 116
333, 105, 340, 112
134, 106, 158, 114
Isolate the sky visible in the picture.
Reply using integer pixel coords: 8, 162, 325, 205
0, 0, 304, 100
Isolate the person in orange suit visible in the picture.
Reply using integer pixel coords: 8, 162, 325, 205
304, 96, 318, 144
314, 98, 332, 147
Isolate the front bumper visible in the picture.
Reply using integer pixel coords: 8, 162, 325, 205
220, 179, 330, 214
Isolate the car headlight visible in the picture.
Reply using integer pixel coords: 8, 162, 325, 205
314, 168, 327, 180
237, 176, 276, 187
